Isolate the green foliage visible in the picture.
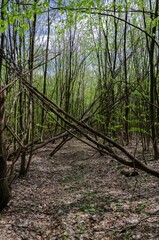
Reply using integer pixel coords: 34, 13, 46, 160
129, 127, 148, 135
109, 124, 123, 132
2, 0, 158, 150
0, 19, 7, 33
93, 114, 105, 125
0, 0, 49, 33
68, 0, 102, 8
36, 123, 48, 129
81, 204, 98, 213
151, 16, 159, 29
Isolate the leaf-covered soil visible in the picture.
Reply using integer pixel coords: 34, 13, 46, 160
1, 139, 159, 239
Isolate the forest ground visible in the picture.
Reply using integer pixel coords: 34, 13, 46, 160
1, 139, 159, 240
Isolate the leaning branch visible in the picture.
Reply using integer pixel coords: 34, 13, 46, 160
22, 79, 159, 178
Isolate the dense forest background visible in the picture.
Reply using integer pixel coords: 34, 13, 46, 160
0, 0, 159, 211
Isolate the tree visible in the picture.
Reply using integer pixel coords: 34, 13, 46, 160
146, 0, 159, 159
0, 0, 11, 210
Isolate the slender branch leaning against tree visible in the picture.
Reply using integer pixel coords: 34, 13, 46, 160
21, 79, 159, 178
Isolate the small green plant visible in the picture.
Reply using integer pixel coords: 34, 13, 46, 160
123, 231, 133, 240
63, 235, 69, 240
37, 227, 45, 235
77, 222, 87, 234
80, 202, 99, 213
136, 202, 147, 213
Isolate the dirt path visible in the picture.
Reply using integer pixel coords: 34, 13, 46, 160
0, 139, 159, 239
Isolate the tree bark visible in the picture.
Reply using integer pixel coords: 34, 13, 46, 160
123, 0, 129, 145
0, 0, 10, 211
148, 0, 159, 159
0, 87, 10, 211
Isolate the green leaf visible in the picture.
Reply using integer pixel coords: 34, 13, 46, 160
151, 17, 159, 29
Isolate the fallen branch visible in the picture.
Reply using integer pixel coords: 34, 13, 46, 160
21, 79, 159, 178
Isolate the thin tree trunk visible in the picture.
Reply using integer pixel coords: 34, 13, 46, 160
124, 1, 129, 144
148, 0, 159, 159
0, 0, 10, 211
41, 2, 50, 140
19, 0, 37, 176
0, 87, 10, 210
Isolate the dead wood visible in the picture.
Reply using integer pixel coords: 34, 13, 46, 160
21, 80, 159, 178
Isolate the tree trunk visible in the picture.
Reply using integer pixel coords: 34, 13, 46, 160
0, 87, 10, 211
123, 1, 129, 145
0, 0, 10, 211
41, 2, 50, 140
0, 156, 10, 211
149, 0, 159, 159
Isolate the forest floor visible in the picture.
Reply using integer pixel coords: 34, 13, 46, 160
1, 139, 159, 240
